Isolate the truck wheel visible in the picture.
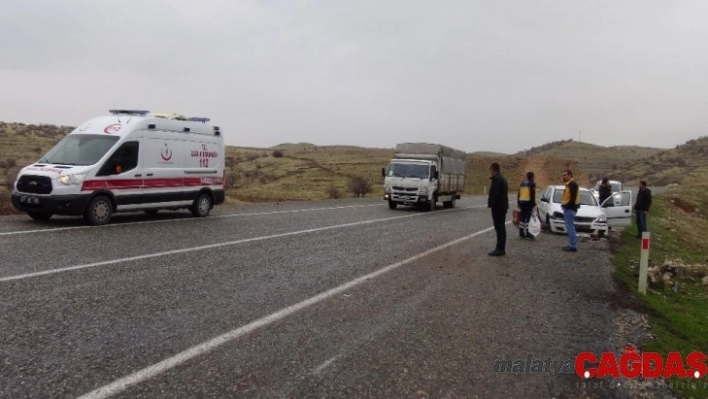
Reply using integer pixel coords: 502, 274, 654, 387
443, 197, 456, 209
191, 193, 212, 217
427, 197, 436, 212
84, 195, 113, 226
388, 200, 397, 210
27, 212, 52, 221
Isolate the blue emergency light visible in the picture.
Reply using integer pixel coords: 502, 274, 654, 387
109, 109, 150, 116
188, 117, 211, 123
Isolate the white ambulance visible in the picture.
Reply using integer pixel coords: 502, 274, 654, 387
11, 110, 225, 225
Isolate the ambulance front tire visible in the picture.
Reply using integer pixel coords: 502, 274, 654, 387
27, 212, 52, 221
191, 193, 212, 217
84, 195, 113, 226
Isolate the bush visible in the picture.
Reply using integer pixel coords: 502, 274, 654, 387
326, 184, 341, 199
272, 150, 284, 158
350, 176, 371, 197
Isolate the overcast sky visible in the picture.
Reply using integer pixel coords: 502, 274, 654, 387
2, 0, 707, 153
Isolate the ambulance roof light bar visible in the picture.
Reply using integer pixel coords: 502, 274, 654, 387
109, 109, 150, 116
188, 117, 211, 123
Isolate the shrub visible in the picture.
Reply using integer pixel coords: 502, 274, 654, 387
326, 184, 341, 199
272, 150, 284, 158
349, 176, 371, 197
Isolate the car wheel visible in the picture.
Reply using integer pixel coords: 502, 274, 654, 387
27, 212, 52, 221
191, 192, 212, 217
84, 195, 113, 226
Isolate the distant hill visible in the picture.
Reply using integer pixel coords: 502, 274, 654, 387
0, 121, 589, 213
609, 136, 708, 186
516, 139, 664, 182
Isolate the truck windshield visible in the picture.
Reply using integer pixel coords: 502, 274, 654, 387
41, 134, 121, 166
387, 163, 429, 179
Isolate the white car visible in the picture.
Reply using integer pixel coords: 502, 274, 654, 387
537, 185, 633, 235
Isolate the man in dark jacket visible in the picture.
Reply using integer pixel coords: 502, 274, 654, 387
634, 181, 652, 238
517, 171, 536, 239
561, 170, 580, 252
488, 162, 509, 256
598, 178, 613, 206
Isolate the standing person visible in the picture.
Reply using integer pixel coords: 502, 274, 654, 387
488, 162, 509, 256
517, 172, 536, 239
634, 181, 652, 238
561, 170, 580, 252
598, 178, 613, 206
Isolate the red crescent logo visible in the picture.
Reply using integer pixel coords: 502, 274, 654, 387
104, 124, 122, 134
161, 143, 173, 161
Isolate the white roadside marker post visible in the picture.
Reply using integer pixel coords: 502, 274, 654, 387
638, 232, 650, 295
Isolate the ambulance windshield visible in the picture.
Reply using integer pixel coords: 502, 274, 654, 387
41, 134, 121, 166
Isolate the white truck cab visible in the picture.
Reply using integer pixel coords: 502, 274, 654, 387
382, 143, 466, 211
12, 110, 225, 225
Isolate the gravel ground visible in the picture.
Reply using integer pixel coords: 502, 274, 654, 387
0, 197, 672, 398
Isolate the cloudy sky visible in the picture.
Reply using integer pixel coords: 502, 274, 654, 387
1, 0, 707, 153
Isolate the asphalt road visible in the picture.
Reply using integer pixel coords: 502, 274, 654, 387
0, 197, 633, 399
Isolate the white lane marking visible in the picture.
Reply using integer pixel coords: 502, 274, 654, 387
0, 206, 484, 283
75, 223, 499, 399
0, 204, 387, 237
313, 355, 340, 375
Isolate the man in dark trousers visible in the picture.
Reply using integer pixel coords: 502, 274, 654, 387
634, 181, 652, 238
561, 169, 580, 252
517, 171, 536, 239
488, 162, 509, 256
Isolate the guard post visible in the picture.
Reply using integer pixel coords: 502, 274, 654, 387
638, 232, 650, 295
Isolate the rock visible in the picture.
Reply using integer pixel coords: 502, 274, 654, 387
648, 266, 662, 283
702, 276, 708, 286
662, 273, 672, 283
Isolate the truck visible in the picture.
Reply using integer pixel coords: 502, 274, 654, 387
11, 109, 225, 225
381, 143, 467, 211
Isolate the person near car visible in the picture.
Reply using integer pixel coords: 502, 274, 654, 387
598, 178, 613, 206
561, 170, 580, 252
517, 171, 536, 239
634, 180, 652, 238
488, 162, 509, 256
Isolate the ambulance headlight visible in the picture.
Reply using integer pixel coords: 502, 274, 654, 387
58, 173, 86, 186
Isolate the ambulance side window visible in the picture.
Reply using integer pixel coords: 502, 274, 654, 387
97, 141, 139, 176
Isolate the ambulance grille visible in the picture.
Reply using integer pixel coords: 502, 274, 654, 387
17, 175, 53, 194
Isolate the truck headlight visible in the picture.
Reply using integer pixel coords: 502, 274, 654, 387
58, 173, 86, 186
596, 214, 607, 223
384, 185, 391, 193
419, 187, 428, 195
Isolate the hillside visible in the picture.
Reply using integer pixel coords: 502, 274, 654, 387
0, 122, 588, 214
516, 139, 663, 182
609, 136, 708, 186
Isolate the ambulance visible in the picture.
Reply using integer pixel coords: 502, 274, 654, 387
11, 110, 225, 225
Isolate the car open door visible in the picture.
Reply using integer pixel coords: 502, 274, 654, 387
601, 190, 632, 227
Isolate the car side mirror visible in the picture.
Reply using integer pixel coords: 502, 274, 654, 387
381, 167, 385, 178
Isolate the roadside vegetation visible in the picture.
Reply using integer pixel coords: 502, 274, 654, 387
611, 183, 708, 398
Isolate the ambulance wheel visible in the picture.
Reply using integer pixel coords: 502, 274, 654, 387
388, 200, 397, 210
27, 212, 52, 221
85, 195, 113, 226
191, 193, 212, 217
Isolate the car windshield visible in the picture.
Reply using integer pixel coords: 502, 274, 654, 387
41, 134, 120, 166
553, 189, 597, 206
386, 163, 429, 179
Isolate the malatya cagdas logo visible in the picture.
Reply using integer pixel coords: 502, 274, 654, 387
576, 347, 707, 380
